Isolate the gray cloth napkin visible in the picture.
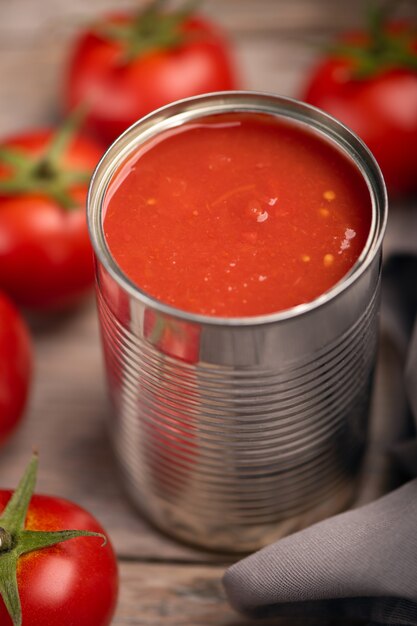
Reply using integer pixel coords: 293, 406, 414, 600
224, 236, 417, 624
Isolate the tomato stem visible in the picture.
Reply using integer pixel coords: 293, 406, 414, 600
46, 104, 88, 168
367, 0, 396, 49
98, 0, 200, 64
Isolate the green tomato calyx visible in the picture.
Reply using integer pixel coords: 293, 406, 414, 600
0, 106, 92, 210
0, 454, 106, 626
97, 0, 199, 63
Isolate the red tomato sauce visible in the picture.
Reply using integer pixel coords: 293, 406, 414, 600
103, 113, 372, 317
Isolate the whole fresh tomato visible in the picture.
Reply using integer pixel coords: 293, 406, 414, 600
64, 0, 239, 144
0, 111, 104, 310
300, 14, 417, 198
0, 456, 118, 626
0, 291, 32, 445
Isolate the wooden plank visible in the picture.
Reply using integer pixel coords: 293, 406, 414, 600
115, 561, 363, 625
1, 0, 416, 39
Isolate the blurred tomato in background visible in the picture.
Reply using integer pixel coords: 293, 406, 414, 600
301, 12, 417, 199
64, 1, 239, 144
0, 114, 104, 311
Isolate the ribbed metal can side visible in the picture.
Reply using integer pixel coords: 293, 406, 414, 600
95, 272, 380, 551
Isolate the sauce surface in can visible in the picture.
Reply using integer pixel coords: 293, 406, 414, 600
103, 112, 372, 317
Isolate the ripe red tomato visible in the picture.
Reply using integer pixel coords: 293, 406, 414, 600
64, 5, 239, 144
301, 22, 417, 198
0, 127, 104, 310
0, 492, 118, 626
0, 291, 32, 445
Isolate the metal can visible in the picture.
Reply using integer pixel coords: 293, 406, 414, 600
87, 92, 387, 552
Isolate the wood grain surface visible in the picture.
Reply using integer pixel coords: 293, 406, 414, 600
0, 1, 416, 623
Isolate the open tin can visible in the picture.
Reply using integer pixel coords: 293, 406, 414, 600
87, 92, 387, 552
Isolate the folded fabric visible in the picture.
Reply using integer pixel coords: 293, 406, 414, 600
224, 479, 417, 625
223, 251, 417, 625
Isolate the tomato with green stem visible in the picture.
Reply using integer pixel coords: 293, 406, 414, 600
0, 110, 104, 311
300, 3, 417, 198
64, 0, 239, 144
0, 292, 32, 446
0, 455, 118, 626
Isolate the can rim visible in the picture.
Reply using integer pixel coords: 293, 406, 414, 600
87, 91, 388, 328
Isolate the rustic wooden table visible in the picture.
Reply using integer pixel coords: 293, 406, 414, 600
1, 1, 416, 624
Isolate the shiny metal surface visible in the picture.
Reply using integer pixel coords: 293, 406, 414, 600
88, 92, 387, 552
